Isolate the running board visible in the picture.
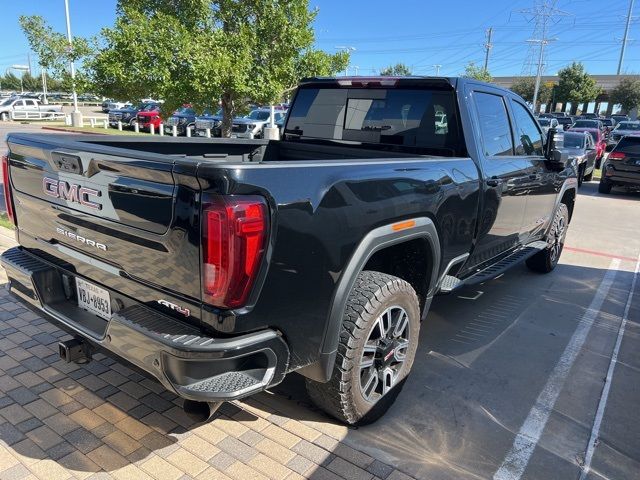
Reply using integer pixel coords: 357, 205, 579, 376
439, 241, 548, 293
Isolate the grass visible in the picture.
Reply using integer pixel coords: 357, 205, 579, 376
0, 213, 15, 230
593, 168, 602, 180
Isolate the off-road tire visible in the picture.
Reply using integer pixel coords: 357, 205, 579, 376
598, 179, 612, 194
526, 203, 569, 273
306, 271, 420, 425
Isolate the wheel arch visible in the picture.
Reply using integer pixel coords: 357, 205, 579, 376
298, 217, 441, 382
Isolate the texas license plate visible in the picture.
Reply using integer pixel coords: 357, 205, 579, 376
76, 278, 111, 320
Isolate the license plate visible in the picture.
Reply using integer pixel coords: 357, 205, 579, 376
76, 278, 111, 320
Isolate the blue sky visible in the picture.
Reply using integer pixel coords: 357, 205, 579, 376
1, 0, 637, 78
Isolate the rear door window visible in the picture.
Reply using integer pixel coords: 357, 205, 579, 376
510, 101, 544, 156
473, 92, 513, 156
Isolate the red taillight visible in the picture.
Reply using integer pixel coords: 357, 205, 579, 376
1, 154, 15, 226
608, 151, 625, 160
202, 195, 268, 309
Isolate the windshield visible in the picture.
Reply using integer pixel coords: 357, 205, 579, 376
601, 119, 613, 126
573, 120, 599, 128
561, 133, 585, 149
141, 103, 159, 112
247, 110, 270, 121
538, 119, 551, 126
285, 86, 462, 155
0, 98, 14, 106
617, 122, 640, 131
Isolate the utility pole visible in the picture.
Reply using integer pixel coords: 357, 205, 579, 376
27, 52, 32, 76
519, 1, 568, 111
433, 64, 442, 76
64, 0, 82, 126
617, 0, 635, 75
484, 27, 493, 71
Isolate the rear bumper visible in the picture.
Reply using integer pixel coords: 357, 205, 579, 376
603, 163, 640, 187
0, 247, 289, 402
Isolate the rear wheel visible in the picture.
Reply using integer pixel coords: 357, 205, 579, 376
598, 179, 612, 194
526, 203, 569, 274
0, 112, 9, 121
306, 271, 420, 425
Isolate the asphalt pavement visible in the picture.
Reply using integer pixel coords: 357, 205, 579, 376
0, 123, 638, 479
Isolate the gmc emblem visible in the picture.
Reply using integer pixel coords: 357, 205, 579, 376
43, 178, 101, 210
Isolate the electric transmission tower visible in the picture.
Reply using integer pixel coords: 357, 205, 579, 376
518, 1, 570, 109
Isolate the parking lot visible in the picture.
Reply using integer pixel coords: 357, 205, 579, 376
0, 123, 638, 480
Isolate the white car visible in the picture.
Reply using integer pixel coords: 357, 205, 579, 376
0, 97, 63, 121
104, 101, 132, 112
231, 109, 287, 139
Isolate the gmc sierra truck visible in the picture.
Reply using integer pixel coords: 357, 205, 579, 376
1, 77, 576, 425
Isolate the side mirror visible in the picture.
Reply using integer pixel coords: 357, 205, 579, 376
545, 128, 570, 169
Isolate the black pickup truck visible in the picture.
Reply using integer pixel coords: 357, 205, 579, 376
1, 77, 577, 425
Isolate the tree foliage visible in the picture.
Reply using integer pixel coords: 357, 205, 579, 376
554, 62, 601, 106
379, 63, 412, 76
89, 0, 349, 136
610, 78, 640, 113
19, 15, 94, 93
510, 76, 552, 106
463, 62, 492, 82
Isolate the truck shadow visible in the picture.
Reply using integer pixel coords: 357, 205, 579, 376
0, 260, 633, 479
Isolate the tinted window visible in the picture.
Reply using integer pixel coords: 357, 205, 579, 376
573, 120, 599, 128
286, 87, 462, 155
511, 101, 544, 156
615, 136, 640, 154
539, 119, 550, 126
562, 133, 585, 149
474, 92, 513, 156
617, 122, 640, 131
248, 110, 270, 121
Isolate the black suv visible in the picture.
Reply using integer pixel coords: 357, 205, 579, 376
599, 135, 640, 193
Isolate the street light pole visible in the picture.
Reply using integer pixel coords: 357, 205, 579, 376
64, 0, 82, 126
433, 64, 442, 76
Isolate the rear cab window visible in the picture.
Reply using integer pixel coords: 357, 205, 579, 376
284, 81, 464, 156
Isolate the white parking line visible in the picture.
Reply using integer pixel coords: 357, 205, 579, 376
579, 253, 640, 480
493, 259, 621, 480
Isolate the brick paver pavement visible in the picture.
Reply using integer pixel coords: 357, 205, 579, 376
0, 230, 418, 480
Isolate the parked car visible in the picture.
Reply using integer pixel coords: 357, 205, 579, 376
103, 101, 132, 113
579, 112, 599, 119
599, 135, 640, 193
559, 131, 597, 186
571, 119, 604, 132
538, 113, 555, 119
194, 110, 223, 137
231, 108, 287, 138
101, 99, 113, 112
538, 117, 559, 136
136, 109, 163, 132
607, 121, 640, 149
552, 112, 571, 118
109, 102, 160, 129
611, 114, 630, 123
0, 97, 63, 121
569, 127, 606, 166
1, 76, 577, 425
166, 106, 197, 136
556, 117, 573, 131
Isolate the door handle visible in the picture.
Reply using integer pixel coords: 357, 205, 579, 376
486, 177, 503, 187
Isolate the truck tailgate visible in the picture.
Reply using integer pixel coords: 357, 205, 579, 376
5, 134, 202, 307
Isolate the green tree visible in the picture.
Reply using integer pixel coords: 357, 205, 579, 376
0, 73, 22, 91
610, 78, 640, 113
19, 15, 94, 94
510, 77, 552, 108
379, 63, 412, 76
463, 62, 492, 82
554, 62, 601, 113
90, 0, 348, 137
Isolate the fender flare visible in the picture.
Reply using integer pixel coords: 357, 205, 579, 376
299, 217, 441, 382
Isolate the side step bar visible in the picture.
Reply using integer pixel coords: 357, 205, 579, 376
439, 241, 548, 293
